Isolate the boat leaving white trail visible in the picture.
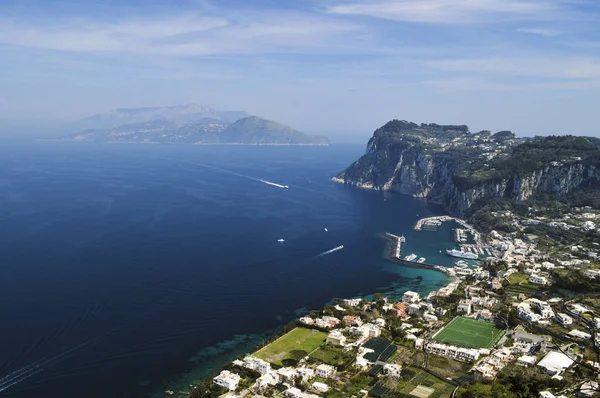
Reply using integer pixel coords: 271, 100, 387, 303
259, 180, 289, 189
192, 162, 289, 189
316, 245, 344, 257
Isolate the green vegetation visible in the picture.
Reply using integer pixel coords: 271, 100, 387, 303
253, 327, 326, 366
507, 273, 529, 285
433, 317, 504, 349
393, 366, 455, 398
309, 346, 355, 367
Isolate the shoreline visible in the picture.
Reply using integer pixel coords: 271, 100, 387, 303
167, 230, 457, 397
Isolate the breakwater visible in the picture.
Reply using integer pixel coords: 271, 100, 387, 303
382, 233, 452, 276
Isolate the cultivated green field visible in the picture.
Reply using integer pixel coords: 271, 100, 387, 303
254, 328, 327, 366
433, 317, 504, 349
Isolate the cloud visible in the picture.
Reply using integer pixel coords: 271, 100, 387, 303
516, 27, 561, 36
427, 57, 600, 80
0, 12, 365, 56
328, 0, 565, 23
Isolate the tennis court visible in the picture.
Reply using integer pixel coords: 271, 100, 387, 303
432, 317, 504, 349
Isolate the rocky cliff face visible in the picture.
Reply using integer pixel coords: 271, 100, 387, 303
335, 120, 600, 217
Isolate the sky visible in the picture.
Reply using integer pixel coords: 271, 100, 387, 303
0, 0, 600, 139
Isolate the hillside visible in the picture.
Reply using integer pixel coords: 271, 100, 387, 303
69, 116, 329, 146
73, 104, 248, 130
334, 120, 600, 216
219, 116, 330, 145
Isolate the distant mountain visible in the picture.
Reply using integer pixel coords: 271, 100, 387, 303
69, 116, 330, 146
219, 116, 330, 145
73, 104, 248, 130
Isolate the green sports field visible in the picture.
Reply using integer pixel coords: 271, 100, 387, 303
254, 328, 326, 366
432, 317, 504, 349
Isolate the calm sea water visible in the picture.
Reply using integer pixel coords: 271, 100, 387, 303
0, 142, 455, 397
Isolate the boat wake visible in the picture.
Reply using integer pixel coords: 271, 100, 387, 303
316, 245, 344, 257
0, 339, 92, 393
192, 162, 289, 189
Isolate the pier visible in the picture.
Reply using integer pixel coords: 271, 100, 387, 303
382, 232, 452, 276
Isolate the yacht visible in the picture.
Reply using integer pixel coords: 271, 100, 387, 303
446, 248, 478, 260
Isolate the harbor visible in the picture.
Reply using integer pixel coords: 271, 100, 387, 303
382, 232, 453, 276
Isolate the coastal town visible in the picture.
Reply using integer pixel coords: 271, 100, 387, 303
189, 203, 600, 398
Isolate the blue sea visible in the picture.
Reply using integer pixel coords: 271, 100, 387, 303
0, 142, 457, 397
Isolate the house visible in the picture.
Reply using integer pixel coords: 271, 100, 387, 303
517, 303, 541, 323
478, 309, 494, 322
423, 312, 438, 323
392, 302, 407, 318
537, 351, 575, 375
529, 299, 554, 319
299, 316, 314, 325
213, 370, 241, 391
384, 364, 402, 377
408, 303, 421, 315
593, 318, 600, 329
312, 382, 329, 393
569, 303, 591, 314
554, 313, 573, 326
315, 364, 335, 379
568, 330, 592, 340
254, 373, 278, 390
277, 367, 298, 383
343, 315, 363, 327
517, 355, 537, 367
457, 299, 473, 315
344, 298, 361, 307
361, 323, 381, 337
402, 291, 420, 303
326, 330, 346, 346
426, 343, 480, 363
529, 274, 548, 285
240, 356, 271, 375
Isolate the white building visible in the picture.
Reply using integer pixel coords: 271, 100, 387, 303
529, 299, 554, 319
457, 299, 472, 315
423, 312, 438, 323
537, 351, 574, 375
315, 364, 335, 379
529, 274, 548, 285
517, 355, 537, 367
326, 330, 346, 346
426, 343, 480, 363
517, 303, 541, 323
554, 313, 573, 326
312, 382, 329, 393
344, 298, 361, 307
213, 370, 241, 391
240, 356, 271, 375
403, 291, 420, 303
568, 330, 592, 340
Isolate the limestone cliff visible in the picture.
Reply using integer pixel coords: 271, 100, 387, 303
335, 120, 600, 217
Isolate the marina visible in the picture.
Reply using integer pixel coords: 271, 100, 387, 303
382, 232, 453, 276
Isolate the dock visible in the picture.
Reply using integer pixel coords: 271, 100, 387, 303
382, 232, 452, 276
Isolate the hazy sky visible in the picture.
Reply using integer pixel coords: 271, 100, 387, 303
1, 0, 600, 138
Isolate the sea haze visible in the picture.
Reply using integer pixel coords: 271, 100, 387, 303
0, 142, 452, 398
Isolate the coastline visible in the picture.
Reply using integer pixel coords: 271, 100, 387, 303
165, 230, 459, 397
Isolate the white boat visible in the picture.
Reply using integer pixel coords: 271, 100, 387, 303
417, 257, 426, 263
455, 260, 468, 267
278, 239, 285, 243
324, 228, 328, 232
446, 248, 478, 260
283, 185, 289, 189
404, 253, 418, 261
